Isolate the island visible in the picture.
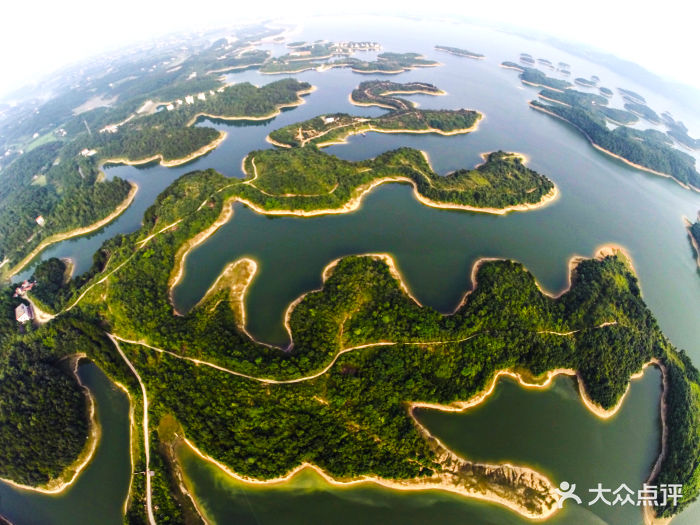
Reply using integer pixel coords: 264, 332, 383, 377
623, 101, 661, 124
574, 77, 597, 88
267, 81, 481, 148
618, 87, 646, 105
435, 45, 485, 59
686, 212, 700, 268
3, 167, 698, 524
519, 53, 535, 65
240, 147, 556, 213
500, 62, 572, 91
599, 86, 613, 98
664, 117, 700, 150
529, 98, 700, 190
350, 80, 445, 110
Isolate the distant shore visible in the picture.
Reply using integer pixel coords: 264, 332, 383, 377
530, 103, 700, 193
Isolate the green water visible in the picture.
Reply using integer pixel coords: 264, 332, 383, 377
4, 14, 700, 525
176, 371, 662, 525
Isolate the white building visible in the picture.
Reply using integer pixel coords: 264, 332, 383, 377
185, 95, 195, 105
322, 116, 336, 124
15, 303, 33, 324
166, 104, 175, 111
35, 215, 45, 227
197, 93, 206, 101
80, 148, 97, 157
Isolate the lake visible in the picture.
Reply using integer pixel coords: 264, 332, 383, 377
3, 14, 700, 525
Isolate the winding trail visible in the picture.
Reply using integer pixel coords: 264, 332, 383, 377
110, 320, 618, 387
108, 335, 157, 525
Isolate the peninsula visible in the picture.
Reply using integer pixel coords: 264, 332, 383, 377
3, 164, 700, 525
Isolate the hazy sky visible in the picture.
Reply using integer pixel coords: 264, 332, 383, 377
1, 0, 696, 99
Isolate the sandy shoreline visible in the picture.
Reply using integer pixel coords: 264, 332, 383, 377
4, 182, 138, 280
180, 436, 559, 520
0, 354, 100, 494
530, 103, 700, 193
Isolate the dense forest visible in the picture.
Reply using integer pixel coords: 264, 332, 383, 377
624, 101, 661, 124
238, 146, 553, 212
0, 315, 90, 486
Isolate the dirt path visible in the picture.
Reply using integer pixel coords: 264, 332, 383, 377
108, 335, 157, 525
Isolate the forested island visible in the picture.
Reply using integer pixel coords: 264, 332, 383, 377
624, 101, 661, 124
435, 45, 485, 59
1, 166, 698, 523
574, 77, 597, 88
351, 80, 444, 110
500, 62, 572, 91
241, 147, 555, 212
687, 213, 700, 268
267, 81, 480, 148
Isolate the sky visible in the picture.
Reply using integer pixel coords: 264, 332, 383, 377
0, 0, 696, 99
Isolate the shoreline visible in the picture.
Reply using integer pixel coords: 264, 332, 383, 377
0, 354, 100, 494
529, 103, 700, 193
643, 359, 671, 525
169, 244, 633, 367
4, 182, 138, 280
168, 202, 236, 315
521, 80, 565, 93
181, 436, 558, 520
